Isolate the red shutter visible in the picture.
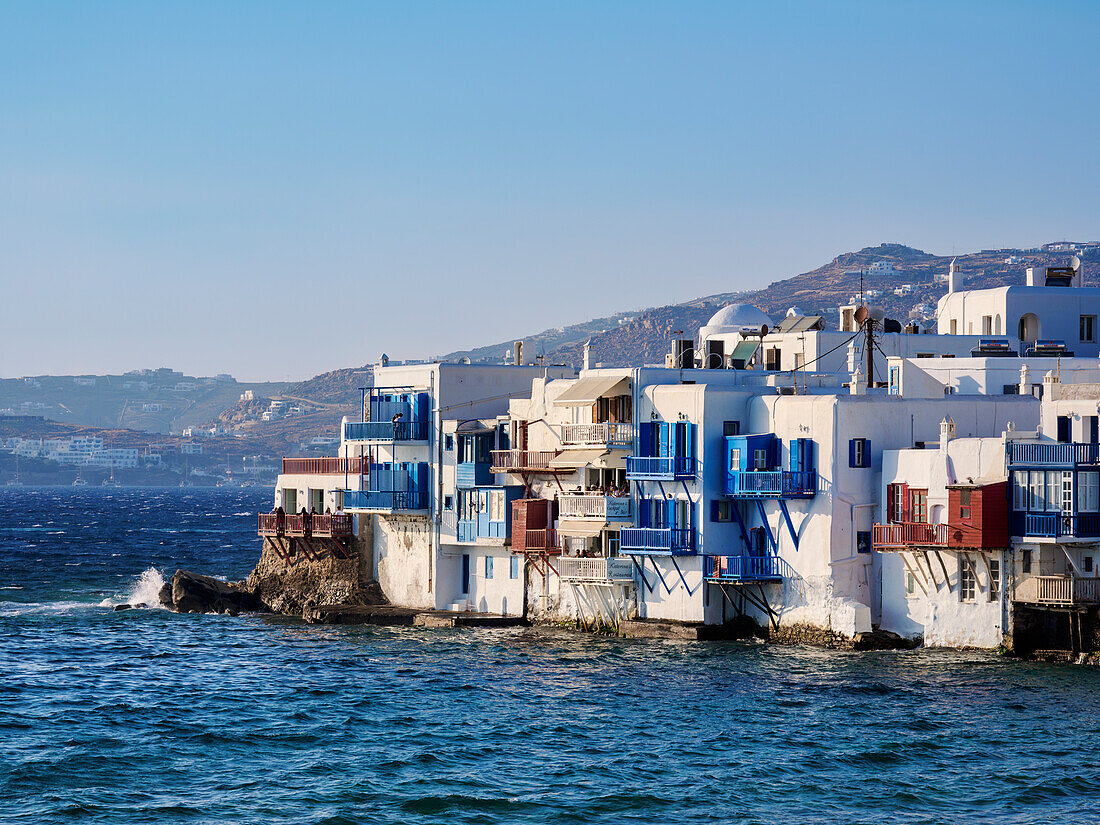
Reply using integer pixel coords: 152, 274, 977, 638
901, 484, 911, 522
887, 484, 898, 522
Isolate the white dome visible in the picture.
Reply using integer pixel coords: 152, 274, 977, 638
786, 306, 803, 318
704, 303, 773, 330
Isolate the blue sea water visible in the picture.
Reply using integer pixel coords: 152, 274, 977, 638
1, 488, 1099, 825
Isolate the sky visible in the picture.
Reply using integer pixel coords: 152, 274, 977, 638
1, 2, 1098, 382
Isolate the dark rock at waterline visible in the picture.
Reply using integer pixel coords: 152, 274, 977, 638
157, 582, 173, 608
168, 570, 263, 615
113, 603, 133, 612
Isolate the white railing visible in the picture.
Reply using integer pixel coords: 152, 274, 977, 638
559, 556, 635, 583
558, 494, 631, 520
1015, 575, 1100, 605
560, 422, 633, 447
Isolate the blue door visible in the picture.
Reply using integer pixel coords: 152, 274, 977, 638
461, 554, 470, 594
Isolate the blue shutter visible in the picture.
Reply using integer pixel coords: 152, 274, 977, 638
862, 440, 871, 468
849, 439, 858, 468
683, 422, 695, 459
639, 422, 654, 458
664, 498, 675, 528
638, 501, 651, 528
710, 499, 721, 522
659, 422, 671, 457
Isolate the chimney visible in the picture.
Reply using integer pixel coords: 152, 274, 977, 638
1018, 363, 1030, 396
940, 416, 956, 448
1026, 267, 1037, 287
850, 364, 865, 395
947, 258, 962, 293
583, 340, 593, 371
513, 341, 524, 366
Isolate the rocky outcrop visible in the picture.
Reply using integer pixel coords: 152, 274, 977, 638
162, 570, 263, 615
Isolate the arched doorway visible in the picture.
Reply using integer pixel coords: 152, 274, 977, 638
995, 314, 1002, 335
1018, 313, 1040, 343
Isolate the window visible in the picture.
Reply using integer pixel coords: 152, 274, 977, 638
1081, 315, 1096, 343
982, 315, 993, 335
950, 319, 958, 335
753, 449, 768, 470
1013, 473, 1027, 511
906, 571, 916, 595
489, 490, 505, 521
444, 495, 454, 510
723, 421, 741, 437
1022, 548, 1032, 574
959, 487, 972, 519
510, 556, 520, 579
729, 448, 741, 473
1003, 384, 1020, 395
856, 531, 871, 554
484, 555, 494, 579
445, 434, 454, 450
765, 348, 781, 371
849, 438, 870, 468
1079, 472, 1100, 513
888, 484, 907, 523
1089, 416, 1100, 445
1028, 471, 1043, 511
910, 489, 928, 524
989, 558, 1001, 601
713, 500, 732, 522
1085, 556, 1095, 574
461, 554, 470, 594
959, 557, 977, 602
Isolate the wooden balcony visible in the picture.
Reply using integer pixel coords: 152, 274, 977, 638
281, 457, 367, 475
558, 493, 631, 521
490, 450, 561, 473
1015, 575, 1100, 605
724, 470, 816, 499
559, 556, 634, 584
625, 456, 695, 481
309, 513, 354, 538
873, 522, 949, 549
620, 527, 695, 556
705, 554, 784, 582
513, 527, 561, 555
560, 422, 632, 448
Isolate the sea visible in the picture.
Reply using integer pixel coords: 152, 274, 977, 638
1, 487, 1099, 825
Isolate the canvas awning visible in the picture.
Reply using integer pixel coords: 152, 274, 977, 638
730, 341, 760, 367
553, 375, 631, 406
549, 448, 609, 468
556, 520, 606, 537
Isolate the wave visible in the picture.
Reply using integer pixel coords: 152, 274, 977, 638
97, 567, 167, 609
0, 600, 99, 617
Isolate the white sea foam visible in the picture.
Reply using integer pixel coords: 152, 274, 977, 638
0, 600, 95, 617
125, 567, 167, 608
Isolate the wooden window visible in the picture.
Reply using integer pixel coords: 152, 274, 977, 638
510, 556, 520, 579
959, 488, 972, 520
910, 489, 928, 524
484, 555, 494, 579
1081, 314, 1096, 343
849, 438, 870, 468
989, 558, 1001, 601
753, 449, 768, 470
728, 448, 741, 473
1078, 472, 1100, 513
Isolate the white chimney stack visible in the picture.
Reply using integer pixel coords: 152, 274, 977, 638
583, 340, 593, 371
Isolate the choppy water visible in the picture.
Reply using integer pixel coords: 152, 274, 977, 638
1, 488, 1099, 825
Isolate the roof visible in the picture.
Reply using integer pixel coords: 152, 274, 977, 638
704, 303, 773, 329
549, 448, 609, 468
553, 375, 630, 406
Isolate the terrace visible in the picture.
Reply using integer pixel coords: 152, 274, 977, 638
704, 554, 784, 582
559, 556, 635, 584
872, 522, 950, 549
1015, 575, 1100, 605
490, 449, 561, 473
619, 526, 695, 556
560, 423, 633, 448
558, 493, 631, 522
724, 470, 817, 499
625, 455, 695, 481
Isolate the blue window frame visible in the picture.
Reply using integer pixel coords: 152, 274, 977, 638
510, 556, 520, 579
485, 555, 494, 579
849, 438, 870, 468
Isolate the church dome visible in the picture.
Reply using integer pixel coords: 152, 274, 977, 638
704, 303, 773, 330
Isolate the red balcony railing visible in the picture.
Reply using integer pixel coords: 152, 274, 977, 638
515, 528, 561, 554
309, 513, 354, 538
873, 522, 949, 549
281, 457, 367, 475
491, 450, 560, 473
258, 513, 284, 536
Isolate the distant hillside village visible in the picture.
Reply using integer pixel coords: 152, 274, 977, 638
246, 248, 1100, 662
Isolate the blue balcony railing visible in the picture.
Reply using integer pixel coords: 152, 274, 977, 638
704, 555, 784, 582
457, 518, 509, 543
625, 456, 696, 481
343, 420, 430, 442
1007, 442, 1100, 467
619, 527, 695, 556
341, 489, 429, 512
1011, 512, 1100, 539
723, 470, 816, 498
455, 462, 492, 488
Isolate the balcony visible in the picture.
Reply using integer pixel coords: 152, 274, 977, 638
873, 522, 949, 549
343, 420, 430, 442
559, 556, 635, 584
258, 513, 284, 536
723, 470, 816, 499
704, 555, 783, 582
512, 527, 561, 555
340, 489, 429, 513
561, 422, 633, 448
1011, 512, 1100, 539
1015, 575, 1100, 605
490, 449, 560, 473
619, 527, 695, 556
457, 517, 508, 543
1008, 442, 1100, 467
456, 462, 492, 488
559, 494, 631, 521
309, 513, 354, 539
281, 457, 366, 475
625, 456, 695, 481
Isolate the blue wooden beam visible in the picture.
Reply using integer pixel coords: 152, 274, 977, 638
756, 499, 777, 552
669, 555, 698, 596
778, 498, 799, 550
731, 501, 752, 552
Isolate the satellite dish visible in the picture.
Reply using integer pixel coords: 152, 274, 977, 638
761, 323, 769, 336
869, 306, 886, 323
854, 306, 869, 325
459, 356, 472, 364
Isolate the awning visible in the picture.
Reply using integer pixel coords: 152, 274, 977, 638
730, 341, 760, 367
549, 448, 609, 468
553, 375, 631, 406
455, 421, 495, 435
557, 520, 606, 537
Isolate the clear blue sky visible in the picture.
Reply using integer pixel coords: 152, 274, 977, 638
2, 2, 1098, 381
